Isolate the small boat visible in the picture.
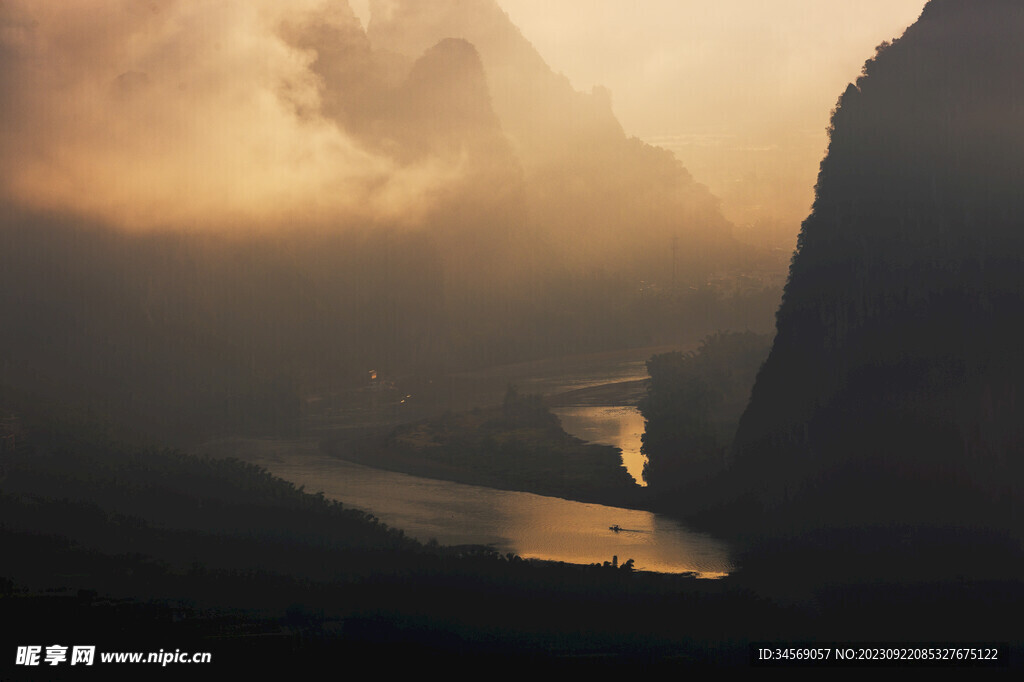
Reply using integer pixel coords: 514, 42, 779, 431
609, 525, 622, 532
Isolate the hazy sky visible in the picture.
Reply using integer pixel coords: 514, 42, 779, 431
355, 0, 928, 237
495, 1, 929, 235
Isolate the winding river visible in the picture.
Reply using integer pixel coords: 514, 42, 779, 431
201, 344, 732, 577
219, 441, 731, 577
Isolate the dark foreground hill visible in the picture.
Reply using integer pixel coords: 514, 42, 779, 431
717, 0, 1024, 549
2, 403, 1023, 671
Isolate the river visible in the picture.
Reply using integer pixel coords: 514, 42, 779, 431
203, 439, 732, 577
199, 344, 732, 576
451, 346, 663, 485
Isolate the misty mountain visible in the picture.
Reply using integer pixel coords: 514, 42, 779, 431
0, 0, 779, 443
368, 0, 626, 160
367, 0, 739, 277
722, 0, 1024, 536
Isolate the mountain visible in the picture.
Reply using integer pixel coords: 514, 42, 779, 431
281, 5, 525, 230
278, 1, 380, 134
726, 0, 1024, 537
0, 0, 773, 442
367, 0, 739, 277
368, 0, 625, 160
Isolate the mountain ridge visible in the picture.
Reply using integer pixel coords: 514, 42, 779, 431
723, 0, 1024, 538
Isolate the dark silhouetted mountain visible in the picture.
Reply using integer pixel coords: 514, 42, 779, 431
723, 0, 1024, 539
640, 332, 771, 496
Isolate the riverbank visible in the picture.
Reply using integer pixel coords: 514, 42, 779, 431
545, 378, 649, 408
321, 398, 647, 510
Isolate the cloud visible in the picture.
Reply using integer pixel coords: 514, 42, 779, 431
0, 0, 461, 230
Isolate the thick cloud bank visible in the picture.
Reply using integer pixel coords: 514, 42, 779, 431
0, 0, 467, 230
